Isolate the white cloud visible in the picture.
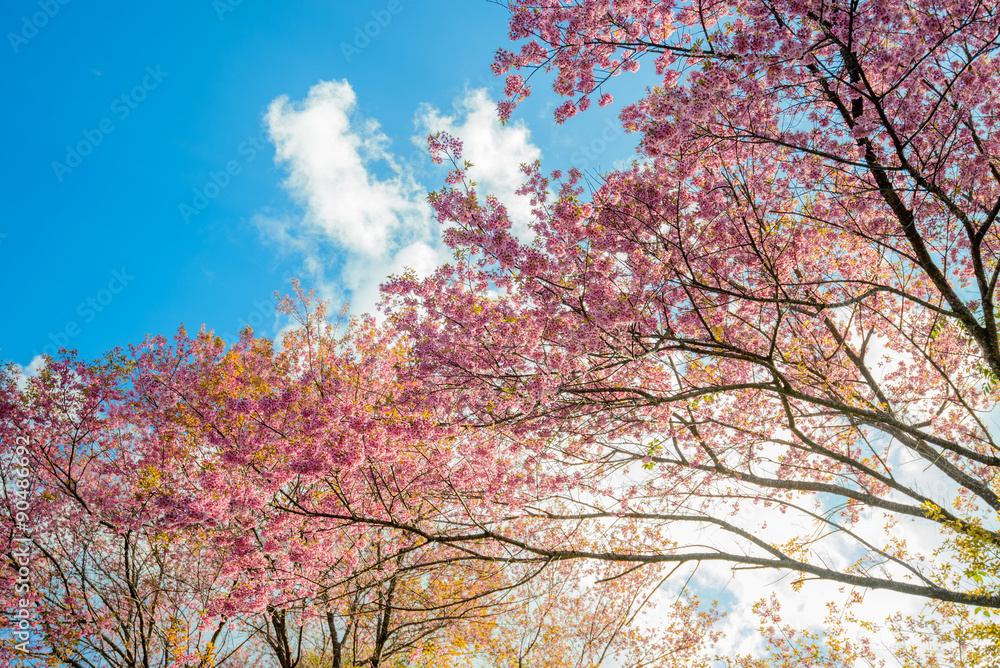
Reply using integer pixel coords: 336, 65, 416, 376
653, 481, 963, 664
14, 355, 45, 392
267, 80, 430, 259
261, 80, 440, 315
260, 81, 542, 316
416, 88, 541, 238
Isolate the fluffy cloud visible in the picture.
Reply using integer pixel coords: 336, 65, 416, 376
260, 80, 541, 315
416, 88, 541, 237
13, 355, 45, 392
262, 80, 439, 313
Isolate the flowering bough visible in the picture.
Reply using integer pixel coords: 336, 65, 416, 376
2, 281, 720, 667
382, 0, 1000, 658
0, 356, 256, 668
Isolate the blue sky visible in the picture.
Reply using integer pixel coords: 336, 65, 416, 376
1, 0, 639, 368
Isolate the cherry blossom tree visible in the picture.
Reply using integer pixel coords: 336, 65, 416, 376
115, 288, 720, 667
0, 356, 263, 668
1, 281, 721, 667
451, 560, 721, 668
380, 0, 1000, 656
0, 326, 500, 668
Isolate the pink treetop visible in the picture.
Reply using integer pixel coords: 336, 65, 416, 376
75, 286, 565, 621
381, 0, 1000, 618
